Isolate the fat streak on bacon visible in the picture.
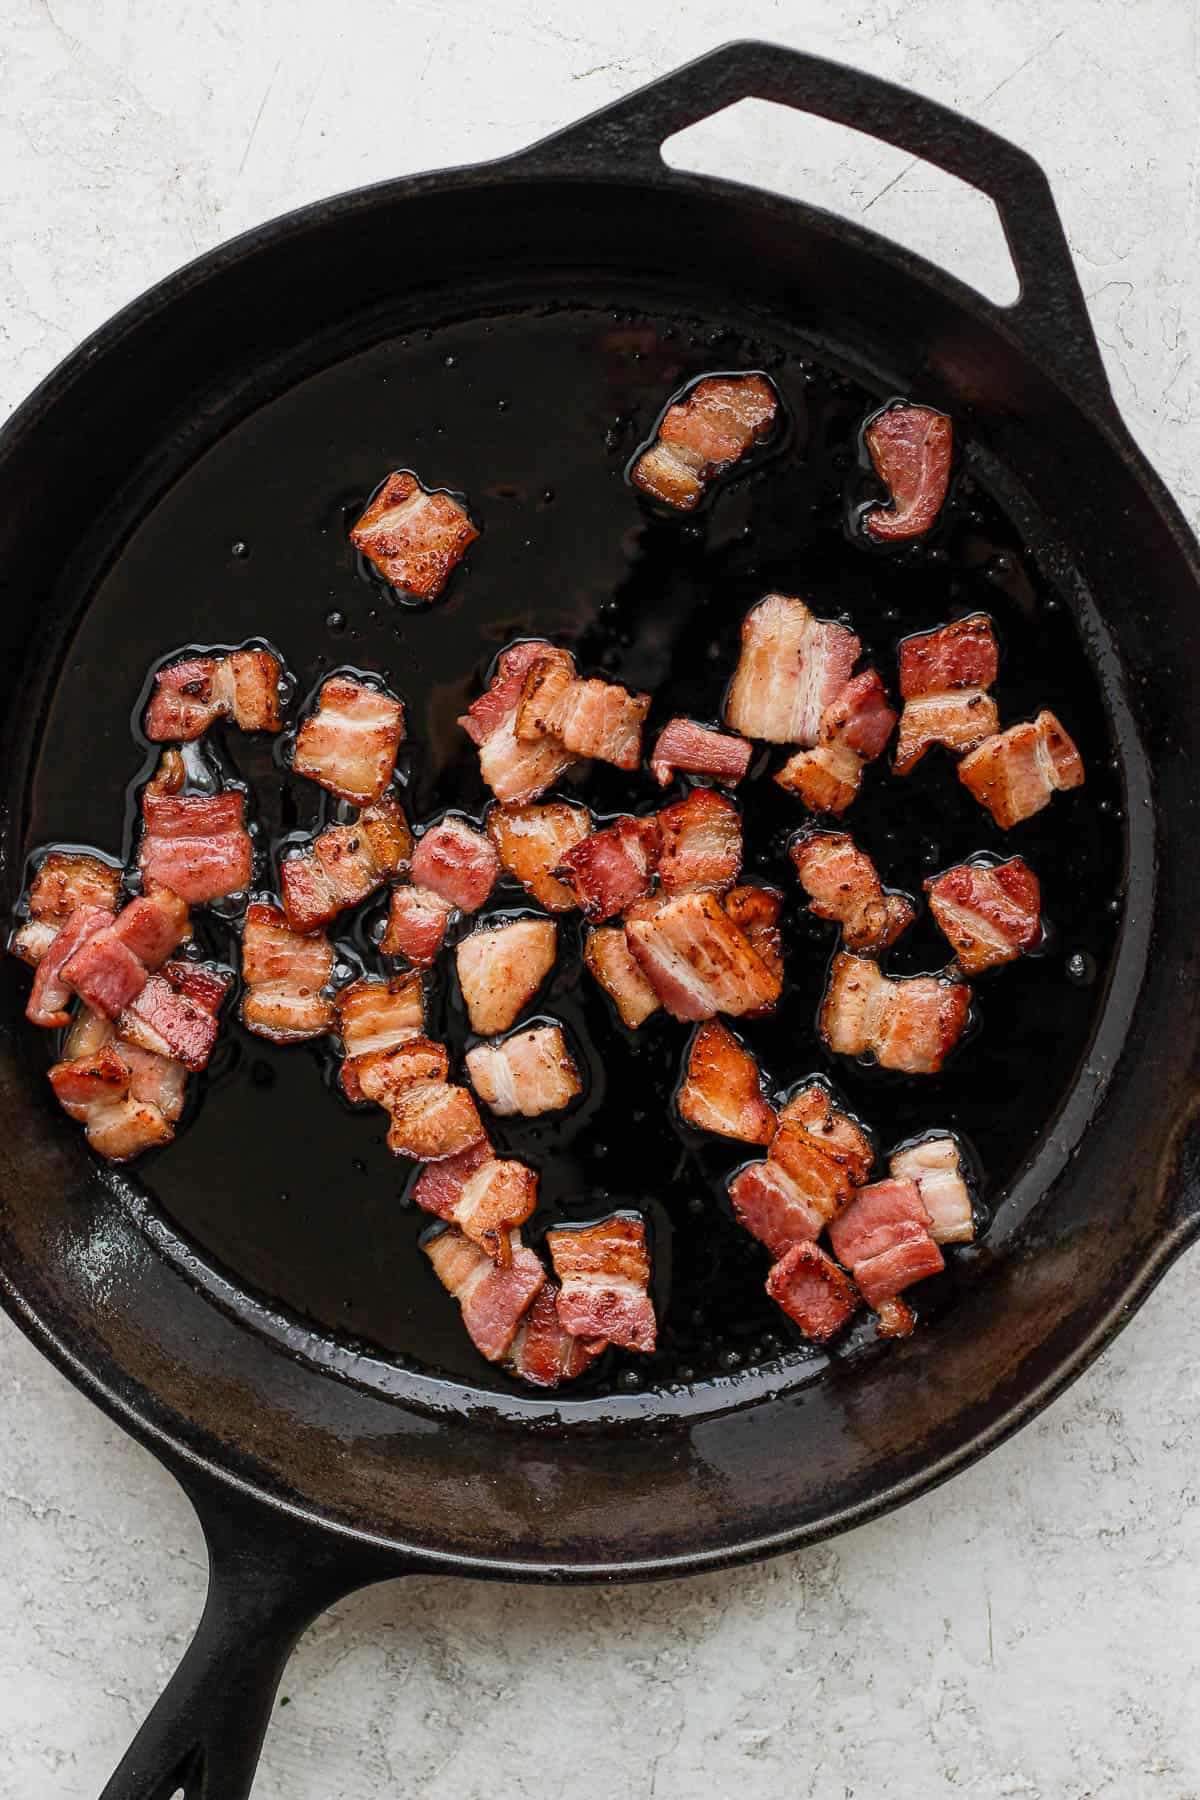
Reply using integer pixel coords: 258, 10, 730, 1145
505, 1283, 606, 1388
624, 890, 782, 1021
118, 959, 230, 1071
630, 374, 778, 511
58, 891, 190, 1024
145, 647, 283, 741
657, 789, 742, 894
889, 1136, 974, 1244
926, 856, 1041, 974
281, 793, 412, 933
730, 1082, 873, 1256
649, 718, 753, 788
724, 594, 859, 746
516, 660, 651, 772
466, 1023, 582, 1118
241, 902, 335, 1042
894, 614, 999, 774
455, 917, 558, 1036
828, 1177, 945, 1309
424, 1226, 545, 1362
820, 953, 971, 1075
293, 675, 405, 806
10, 852, 122, 969
486, 801, 591, 910
790, 831, 915, 953
958, 710, 1085, 829
863, 403, 952, 541
766, 1242, 860, 1342
413, 1141, 538, 1253
458, 641, 579, 805
583, 925, 661, 1029
774, 670, 897, 815
678, 1020, 775, 1144
547, 1215, 656, 1353
554, 815, 662, 921
350, 471, 478, 600
334, 973, 425, 1102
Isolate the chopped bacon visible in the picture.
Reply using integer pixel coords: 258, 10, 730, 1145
657, 789, 742, 894
790, 831, 915, 952
410, 817, 499, 913
631, 374, 778, 510
48, 1025, 185, 1163
386, 1080, 486, 1162
819, 953, 971, 1075
26, 905, 113, 1029
926, 856, 1041, 974
455, 918, 557, 1035
458, 641, 579, 804
721, 886, 784, 990
424, 1226, 546, 1362
554, 816, 662, 921
894, 614, 999, 773
506, 1284, 606, 1388
766, 1243, 860, 1341
380, 884, 452, 966
350, 471, 478, 600
724, 594, 859, 746
958, 710, 1085, 829
624, 891, 782, 1021
141, 787, 252, 904
145, 647, 283, 741
678, 1020, 776, 1144
350, 1036, 449, 1108
486, 801, 591, 910
10, 852, 122, 968
240, 902, 335, 1042
863, 403, 953, 541
466, 1024, 582, 1118
875, 1298, 916, 1338
774, 670, 897, 815
649, 717, 753, 788
518, 666, 651, 772
117, 960, 230, 1071
828, 1177, 945, 1307
547, 1215, 656, 1353
281, 794, 412, 933
293, 675, 405, 806
890, 1136, 974, 1245
61, 891, 191, 1022
334, 973, 425, 1101
583, 925, 661, 1029
730, 1081, 873, 1255
414, 1145, 537, 1252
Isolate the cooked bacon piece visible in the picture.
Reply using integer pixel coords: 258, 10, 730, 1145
455, 919, 557, 1035
547, 1215, 656, 1353
774, 1083, 875, 1188
48, 1021, 186, 1163
863, 403, 952, 541
819, 953, 970, 1075
774, 670, 897, 815
145, 648, 283, 741
61, 891, 191, 1022
458, 641, 578, 804
518, 665, 651, 772
414, 1146, 537, 1252
410, 1141, 492, 1220
379, 884, 452, 967
118, 960, 230, 1071
424, 1226, 546, 1362
293, 675, 405, 806
730, 1082, 873, 1255
350, 471, 478, 599
828, 1177, 945, 1308
895, 614, 999, 773
890, 1136, 974, 1244
631, 374, 778, 510
554, 816, 662, 922
958, 710, 1085, 829
790, 831, 914, 953
10, 852, 122, 968
410, 818, 499, 913
766, 1243, 860, 1341
140, 788, 252, 903
466, 1024, 582, 1118
240, 902, 335, 1042
649, 717, 753, 788
334, 973, 425, 1100
724, 594, 859, 746
678, 1021, 775, 1144
281, 794, 412, 933
657, 789, 742, 894
386, 1080, 486, 1162
486, 801, 591, 911
583, 925, 661, 1029
875, 1298, 916, 1338
351, 1037, 449, 1109
506, 1284, 606, 1388
721, 886, 784, 989
26, 904, 114, 1028
926, 856, 1041, 975
625, 891, 782, 1021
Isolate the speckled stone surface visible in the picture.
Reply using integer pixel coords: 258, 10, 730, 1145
1, 4, 1198, 1796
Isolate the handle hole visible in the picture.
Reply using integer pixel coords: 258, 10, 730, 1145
662, 99, 1020, 307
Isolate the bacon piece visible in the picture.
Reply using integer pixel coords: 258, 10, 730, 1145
414, 1146, 537, 1251
721, 886, 784, 990
678, 1020, 775, 1144
828, 1177, 945, 1307
334, 973, 425, 1101
819, 953, 970, 1075
774, 670, 897, 815
293, 675, 405, 806
61, 892, 191, 1021
117, 960, 231, 1071
424, 1226, 546, 1362
10, 852, 122, 968
790, 831, 914, 953
958, 711, 1085, 829
506, 1284, 606, 1388
386, 1080, 486, 1162
410, 817, 499, 913
379, 884, 452, 967
554, 816, 662, 922
583, 925, 661, 1029
649, 717, 753, 788
458, 641, 578, 804
625, 891, 781, 1021
894, 614, 999, 773
26, 904, 113, 1028
631, 374, 778, 510
351, 1037, 449, 1108
863, 403, 952, 541
547, 1215, 656, 1353
140, 788, 252, 904
486, 801, 591, 911
890, 1136, 974, 1245
281, 794, 412, 933
240, 902, 335, 1042
351, 471, 478, 599
730, 1082, 873, 1255
518, 667, 651, 772
455, 918, 557, 1034
926, 856, 1041, 975
466, 1024, 582, 1118
410, 1141, 492, 1219
48, 1024, 186, 1163
724, 594, 859, 746
766, 1242, 860, 1342
145, 647, 283, 741
657, 789, 742, 894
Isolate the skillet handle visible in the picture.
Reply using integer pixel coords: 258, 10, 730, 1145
516, 39, 1112, 412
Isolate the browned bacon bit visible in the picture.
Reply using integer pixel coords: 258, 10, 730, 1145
657, 789, 742, 894
677, 1020, 776, 1145
424, 1226, 545, 1363
410, 817, 499, 913
335, 973, 425, 1102
486, 801, 591, 911
790, 830, 915, 953
926, 856, 1041, 975
583, 925, 661, 1029
413, 1144, 537, 1252
894, 614, 999, 774
386, 1079, 486, 1162
958, 710, 1085, 829
863, 403, 953, 541
730, 1082, 872, 1256
10, 852, 122, 969
281, 793, 412, 934
379, 884, 452, 967
774, 670, 897, 815
554, 815, 662, 921
828, 1177, 945, 1308
466, 1024, 582, 1118
766, 1243, 860, 1342
118, 960, 230, 1071
241, 902, 335, 1043
455, 918, 557, 1035
625, 891, 782, 1021
351, 1037, 449, 1108
630, 374, 778, 511
889, 1136, 974, 1244
874, 1298, 916, 1339
145, 648, 283, 741
350, 471, 478, 600
50, 1010, 187, 1162
293, 675, 405, 806
725, 594, 859, 746
59, 891, 190, 1024
141, 786, 252, 904
547, 1215, 656, 1353
458, 641, 579, 805
649, 717, 753, 789
506, 1284, 606, 1388
517, 664, 651, 772
819, 953, 970, 1075
721, 886, 784, 989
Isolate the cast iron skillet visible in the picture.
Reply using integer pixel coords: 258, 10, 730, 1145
1, 41, 1198, 1800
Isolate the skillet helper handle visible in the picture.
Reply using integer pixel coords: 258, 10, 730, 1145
517, 39, 1112, 412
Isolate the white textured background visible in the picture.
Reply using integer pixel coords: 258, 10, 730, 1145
2, 3, 1198, 1796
